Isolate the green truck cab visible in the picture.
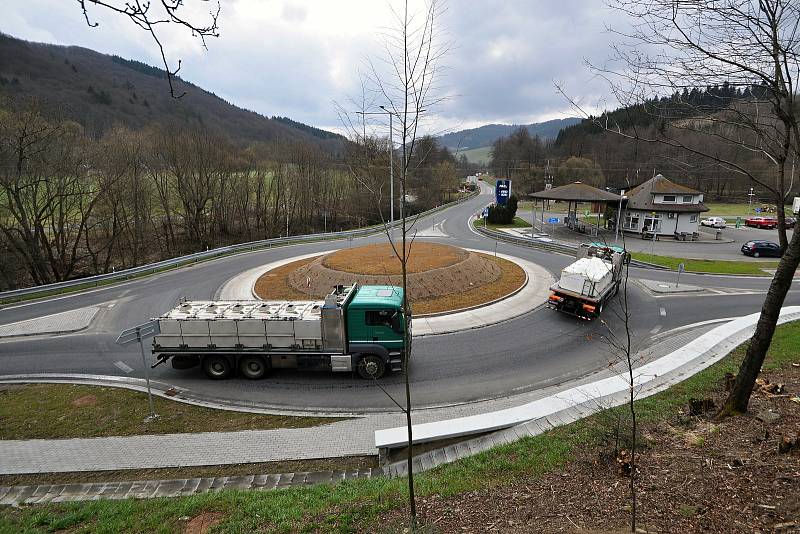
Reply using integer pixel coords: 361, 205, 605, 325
343, 285, 408, 378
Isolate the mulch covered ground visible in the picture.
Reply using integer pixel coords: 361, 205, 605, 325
253, 247, 526, 315
378, 366, 800, 533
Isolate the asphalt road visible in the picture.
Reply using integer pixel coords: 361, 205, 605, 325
1, 185, 798, 413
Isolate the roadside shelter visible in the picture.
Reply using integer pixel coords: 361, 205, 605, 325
528, 182, 621, 235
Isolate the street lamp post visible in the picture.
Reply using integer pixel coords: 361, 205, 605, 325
615, 191, 626, 244
748, 187, 755, 214
355, 108, 395, 227
380, 106, 394, 226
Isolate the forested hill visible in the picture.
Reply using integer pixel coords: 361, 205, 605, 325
437, 117, 580, 151
0, 33, 344, 148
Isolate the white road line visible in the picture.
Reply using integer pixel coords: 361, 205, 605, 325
114, 361, 134, 374
650, 325, 662, 334
659, 307, 667, 317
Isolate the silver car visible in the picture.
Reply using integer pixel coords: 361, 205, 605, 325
701, 216, 727, 228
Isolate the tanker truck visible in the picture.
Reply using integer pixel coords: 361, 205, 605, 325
151, 284, 407, 380
547, 243, 630, 320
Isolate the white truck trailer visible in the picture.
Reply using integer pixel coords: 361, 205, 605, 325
547, 243, 629, 319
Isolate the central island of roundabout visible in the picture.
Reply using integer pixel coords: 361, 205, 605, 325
252, 242, 527, 316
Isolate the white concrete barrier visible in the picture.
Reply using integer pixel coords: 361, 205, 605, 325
375, 306, 800, 449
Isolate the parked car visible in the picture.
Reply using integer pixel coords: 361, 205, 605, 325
745, 216, 778, 229
785, 217, 796, 229
741, 240, 782, 258
700, 216, 727, 228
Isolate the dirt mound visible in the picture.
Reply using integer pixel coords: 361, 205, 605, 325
287, 246, 501, 301
322, 242, 468, 275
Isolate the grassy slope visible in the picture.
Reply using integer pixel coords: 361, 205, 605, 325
3, 322, 797, 533
0, 384, 337, 439
458, 146, 492, 165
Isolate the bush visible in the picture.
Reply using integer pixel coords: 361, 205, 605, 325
487, 193, 518, 224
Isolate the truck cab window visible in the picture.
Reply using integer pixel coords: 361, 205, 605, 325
365, 310, 394, 328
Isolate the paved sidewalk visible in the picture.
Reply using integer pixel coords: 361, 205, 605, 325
0, 324, 715, 475
0, 307, 99, 338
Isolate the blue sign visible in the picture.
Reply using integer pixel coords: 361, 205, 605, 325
547, 217, 559, 224
495, 179, 511, 205
755, 207, 761, 213
482, 208, 489, 218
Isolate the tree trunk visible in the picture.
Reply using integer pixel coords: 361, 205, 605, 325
720, 225, 800, 415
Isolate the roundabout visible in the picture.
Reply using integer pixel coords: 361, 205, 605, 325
0, 185, 796, 415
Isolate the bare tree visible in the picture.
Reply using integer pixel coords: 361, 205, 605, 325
77, 0, 221, 98
599, 239, 640, 533
337, 1, 449, 528
565, 0, 800, 416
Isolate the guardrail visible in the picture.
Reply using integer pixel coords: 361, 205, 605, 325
474, 223, 661, 269
0, 191, 479, 303
474, 224, 577, 255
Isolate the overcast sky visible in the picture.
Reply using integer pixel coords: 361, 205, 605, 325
4, 1, 628, 134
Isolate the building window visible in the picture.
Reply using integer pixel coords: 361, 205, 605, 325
623, 213, 640, 230
682, 195, 693, 203
663, 195, 676, 202
643, 213, 663, 232
690, 214, 698, 223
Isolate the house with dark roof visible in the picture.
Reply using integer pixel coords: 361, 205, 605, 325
620, 174, 709, 236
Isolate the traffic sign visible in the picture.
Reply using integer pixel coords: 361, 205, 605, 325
678, 262, 685, 273
116, 320, 161, 420
495, 179, 511, 205
482, 207, 489, 218
547, 217, 560, 224
116, 320, 160, 346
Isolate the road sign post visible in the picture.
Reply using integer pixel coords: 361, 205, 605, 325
116, 320, 161, 421
676, 262, 685, 288
546, 217, 559, 237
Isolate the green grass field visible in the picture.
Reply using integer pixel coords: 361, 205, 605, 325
472, 216, 531, 230
458, 146, 492, 164
631, 252, 778, 275
3, 321, 797, 533
0, 384, 335, 440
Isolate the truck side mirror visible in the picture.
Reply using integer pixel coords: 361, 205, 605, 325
391, 312, 403, 334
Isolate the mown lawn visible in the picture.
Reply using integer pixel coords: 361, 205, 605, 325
3, 318, 798, 533
631, 252, 779, 275
472, 216, 532, 230
0, 384, 338, 440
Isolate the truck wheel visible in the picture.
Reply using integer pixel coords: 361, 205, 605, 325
357, 355, 385, 379
239, 356, 267, 380
203, 355, 233, 380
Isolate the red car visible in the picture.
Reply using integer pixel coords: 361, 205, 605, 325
745, 216, 778, 229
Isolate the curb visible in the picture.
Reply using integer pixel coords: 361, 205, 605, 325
0, 467, 382, 506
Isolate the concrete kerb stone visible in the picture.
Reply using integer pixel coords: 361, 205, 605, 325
0, 466, 383, 505
377, 307, 800, 472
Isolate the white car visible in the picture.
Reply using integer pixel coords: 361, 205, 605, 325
701, 216, 727, 228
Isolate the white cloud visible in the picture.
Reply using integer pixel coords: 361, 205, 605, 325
3, 0, 628, 134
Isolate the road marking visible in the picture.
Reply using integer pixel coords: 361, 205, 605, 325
114, 361, 134, 374
650, 325, 662, 334
659, 307, 667, 317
